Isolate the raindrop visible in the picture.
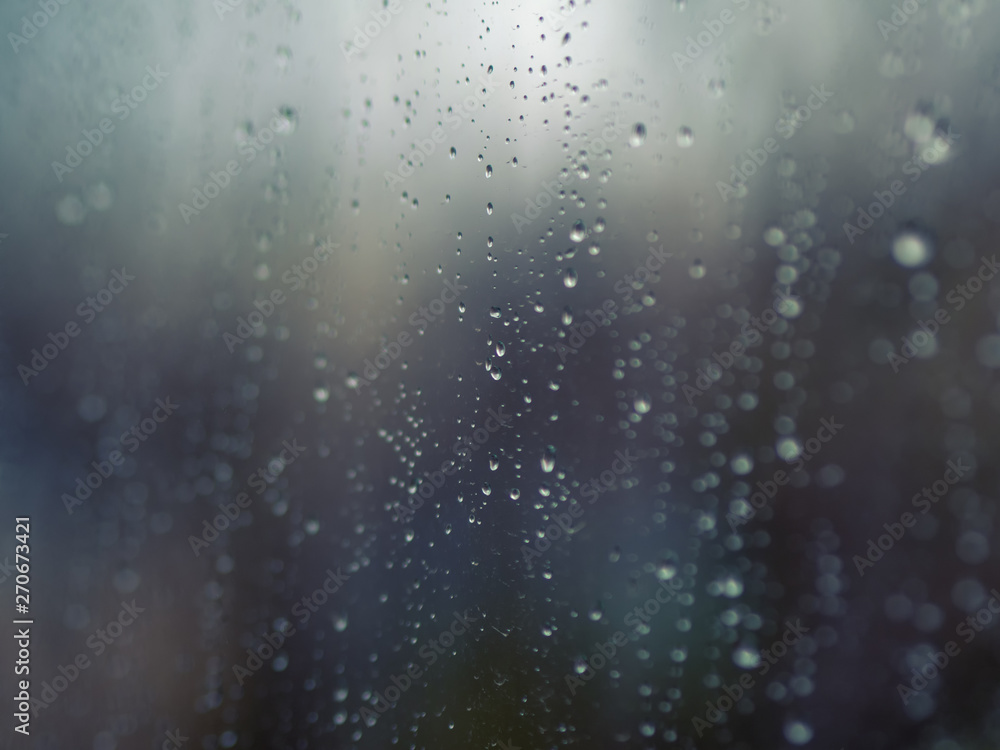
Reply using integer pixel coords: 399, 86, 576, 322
541, 446, 556, 473
273, 106, 298, 135
569, 221, 586, 242
629, 123, 647, 147
85, 182, 115, 211
763, 226, 786, 247
656, 562, 676, 580
56, 194, 86, 225
731, 454, 753, 475
784, 721, 814, 745
676, 126, 694, 147
892, 231, 933, 268
733, 646, 761, 669
563, 268, 578, 288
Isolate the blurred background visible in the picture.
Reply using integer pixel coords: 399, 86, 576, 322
2, 0, 1000, 748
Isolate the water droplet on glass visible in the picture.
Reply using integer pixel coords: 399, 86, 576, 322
485, 164, 492, 178
85, 182, 115, 211
541, 446, 556, 473
486, 202, 493, 215
563, 268, 578, 288
892, 230, 933, 268
274, 106, 298, 135
733, 646, 761, 669
569, 221, 586, 242
629, 123, 647, 147
56, 194, 86, 226
634, 394, 651, 414
784, 721, 814, 745
656, 562, 676, 580
676, 126, 694, 147
730, 454, 753, 475
450, 147, 457, 158
763, 226, 786, 247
